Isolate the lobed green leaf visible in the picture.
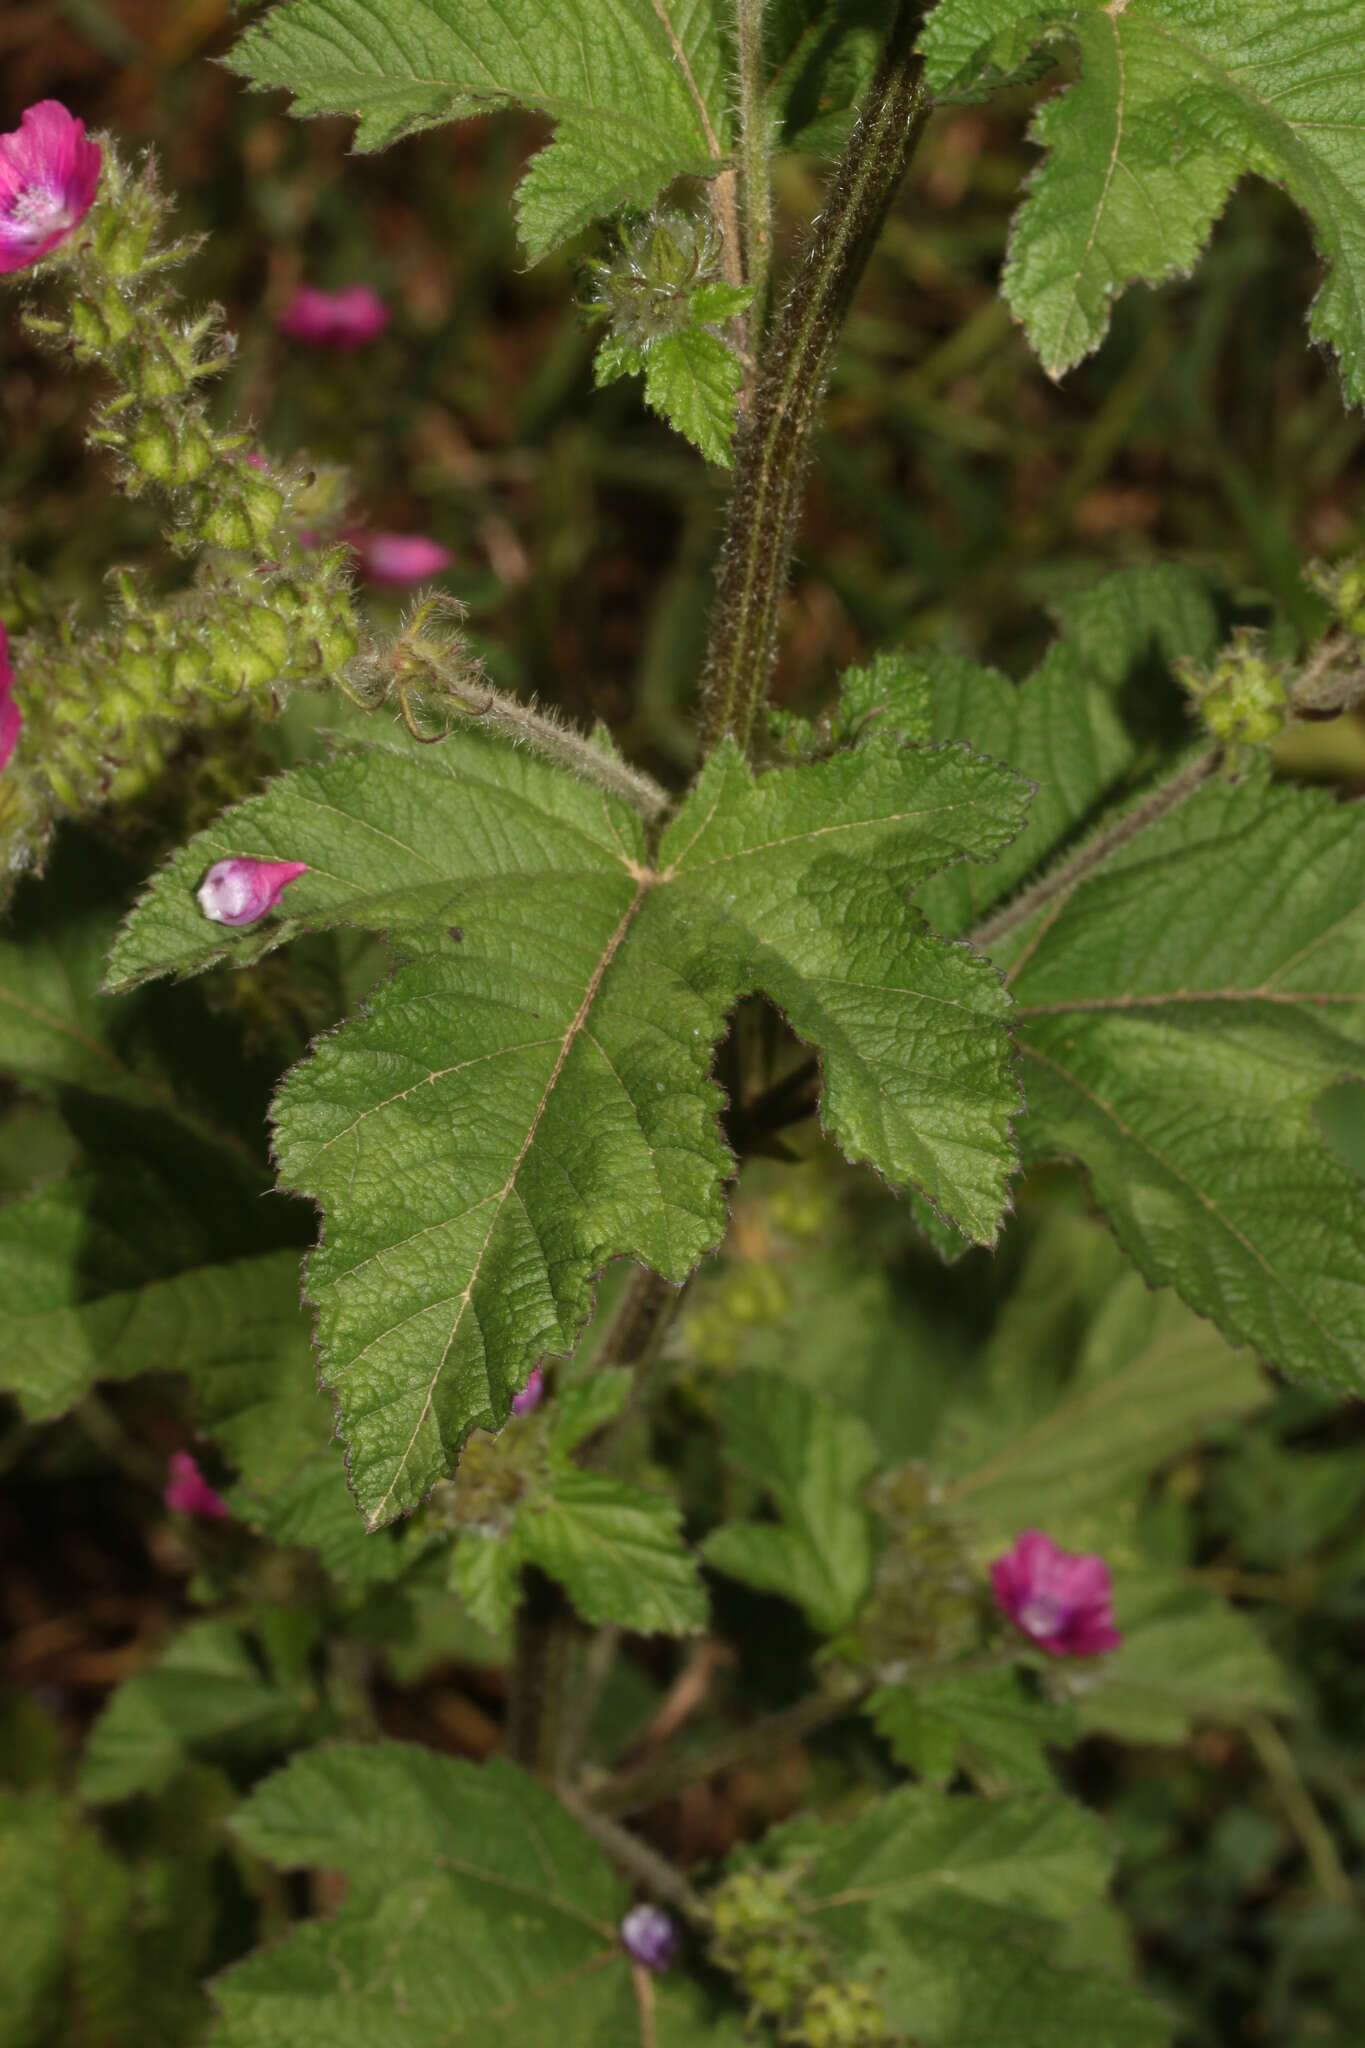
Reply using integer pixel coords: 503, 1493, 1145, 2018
920, 0, 1365, 400
111, 729, 1028, 1524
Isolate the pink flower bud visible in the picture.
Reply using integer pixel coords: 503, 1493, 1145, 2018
620, 1904, 678, 1972
510, 1367, 544, 1417
0, 101, 102, 275
164, 1449, 230, 1521
990, 1531, 1122, 1658
197, 857, 308, 927
0, 625, 21, 771
344, 529, 454, 586
277, 283, 390, 350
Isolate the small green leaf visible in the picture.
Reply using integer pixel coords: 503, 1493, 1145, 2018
933, 1215, 1269, 1551
868, 1670, 1077, 1791
520, 1469, 708, 1634
80, 1622, 316, 1805
1077, 1572, 1294, 1744
548, 1367, 634, 1455
448, 1530, 523, 1637
642, 326, 743, 464
227, 0, 733, 261
112, 730, 1027, 1524
1009, 779, 1365, 1392
703, 1373, 877, 1633
920, 0, 1365, 401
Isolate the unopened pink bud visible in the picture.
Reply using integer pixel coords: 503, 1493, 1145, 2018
990, 1530, 1122, 1658
164, 1449, 230, 1520
277, 283, 389, 350
510, 1367, 544, 1417
344, 528, 454, 586
0, 624, 21, 771
197, 857, 308, 927
0, 101, 102, 275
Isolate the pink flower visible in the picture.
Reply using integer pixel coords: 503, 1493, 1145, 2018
990, 1530, 1122, 1658
277, 283, 389, 350
510, 1368, 544, 1417
345, 529, 454, 586
0, 625, 21, 771
0, 101, 102, 275
164, 1450, 230, 1520
197, 857, 308, 927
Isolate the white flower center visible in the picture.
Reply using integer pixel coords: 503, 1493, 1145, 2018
1018, 1593, 1065, 1638
6, 181, 70, 244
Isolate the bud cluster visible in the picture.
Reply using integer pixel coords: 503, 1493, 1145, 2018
852, 1468, 980, 1672
585, 208, 733, 348
708, 1865, 898, 2046
1310, 555, 1365, 641
1175, 627, 1288, 768
0, 136, 373, 875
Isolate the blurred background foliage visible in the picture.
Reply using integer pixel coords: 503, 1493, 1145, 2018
1, 4, 1364, 2044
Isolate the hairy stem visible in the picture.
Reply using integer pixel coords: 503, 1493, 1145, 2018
971, 744, 1223, 970
557, 1785, 707, 1920
735, 0, 772, 328
700, 3, 929, 755
506, 1565, 574, 1781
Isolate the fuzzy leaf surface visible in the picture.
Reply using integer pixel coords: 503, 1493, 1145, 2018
216, 1744, 746, 2045
702, 1372, 878, 1632
932, 1215, 1268, 1551
1077, 1572, 1294, 1743
79, 1622, 316, 1804
110, 731, 1027, 1524
228, 0, 732, 260
914, 565, 1219, 943
868, 1670, 1077, 1791
519, 1470, 708, 1632
595, 312, 745, 465
920, 0, 1365, 399
768, 1786, 1170, 2046
1008, 779, 1365, 1391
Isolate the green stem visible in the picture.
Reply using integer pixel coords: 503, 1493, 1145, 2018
700, 2, 930, 755
506, 1565, 574, 1781
970, 744, 1224, 969
735, 0, 772, 328
557, 1784, 708, 1920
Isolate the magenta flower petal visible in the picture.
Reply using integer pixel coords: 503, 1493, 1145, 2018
164, 1450, 230, 1520
0, 101, 102, 275
277, 283, 390, 350
346, 529, 454, 586
510, 1367, 544, 1417
197, 857, 308, 927
990, 1529, 1122, 1659
0, 625, 21, 771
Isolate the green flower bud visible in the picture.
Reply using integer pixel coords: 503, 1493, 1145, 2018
801, 1982, 890, 2048
126, 414, 179, 483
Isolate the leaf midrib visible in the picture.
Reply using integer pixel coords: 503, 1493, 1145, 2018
366, 876, 653, 1525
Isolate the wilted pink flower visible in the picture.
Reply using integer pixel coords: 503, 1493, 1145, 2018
344, 528, 454, 586
0, 625, 21, 771
510, 1367, 544, 1417
277, 283, 389, 350
164, 1450, 230, 1520
0, 101, 102, 275
620, 1904, 678, 1972
990, 1530, 1122, 1658
197, 857, 308, 927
